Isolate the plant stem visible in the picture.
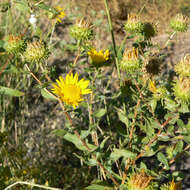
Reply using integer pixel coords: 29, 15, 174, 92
103, 0, 121, 85
5, 181, 61, 190
26, 66, 119, 187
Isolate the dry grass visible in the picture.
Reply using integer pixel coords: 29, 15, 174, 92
61, 0, 187, 33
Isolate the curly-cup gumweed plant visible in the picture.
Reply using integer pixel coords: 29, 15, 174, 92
1, 0, 190, 189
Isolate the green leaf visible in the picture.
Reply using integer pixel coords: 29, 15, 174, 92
158, 133, 170, 142
164, 98, 178, 112
94, 108, 106, 118
157, 152, 169, 169
178, 103, 190, 113
52, 129, 67, 137
0, 40, 5, 49
41, 89, 57, 100
63, 133, 97, 151
85, 184, 113, 190
149, 99, 157, 112
80, 130, 91, 139
174, 141, 183, 155
118, 111, 128, 127
100, 136, 109, 149
184, 135, 190, 143
37, 2, 56, 14
110, 148, 136, 161
14, 0, 30, 12
177, 119, 184, 128
0, 86, 24, 97
143, 147, 159, 157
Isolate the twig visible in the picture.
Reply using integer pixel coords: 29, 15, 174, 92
25, 64, 58, 100
132, 117, 172, 165
163, 31, 176, 49
128, 99, 141, 147
0, 59, 9, 77
5, 181, 61, 190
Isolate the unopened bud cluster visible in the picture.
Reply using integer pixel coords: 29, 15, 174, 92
173, 53, 190, 102
5, 35, 26, 55
170, 13, 189, 32
5, 34, 50, 63
120, 48, 141, 73
69, 18, 94, 41
173, 77, 190, 102
124, 13, 157, 38
175, 54, 190, 77
124, 14, 144, 35
23, 41, 49, 63
127, 170, 154, 190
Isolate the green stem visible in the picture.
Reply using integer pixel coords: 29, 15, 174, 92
103, 0, 121, 85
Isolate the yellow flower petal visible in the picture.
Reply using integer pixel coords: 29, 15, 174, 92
51, 73, 92, 108
88, 48, 110, 65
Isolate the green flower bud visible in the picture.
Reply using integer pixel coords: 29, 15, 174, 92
170, 13, 189, 32
23, 41, 49, 63
173, 77, 190, 102
5, 35, 26, 55
120, 48, 141, 72
124, 13, 144, 35
69, 18, 94, 41
175, 54, 190, 77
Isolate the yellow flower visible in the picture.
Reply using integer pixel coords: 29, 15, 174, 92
51, 73, 92, 108
55, 6, 66, 23
169, 179, 182, 190
88, 48, 110, 65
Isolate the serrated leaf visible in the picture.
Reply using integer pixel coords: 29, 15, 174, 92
110, 148, 136, 161
52, 129, 67, 137
157, 152, 169, 169
0, 86, 24, 97
94, 108, 106, 118
41, 89, 57, 100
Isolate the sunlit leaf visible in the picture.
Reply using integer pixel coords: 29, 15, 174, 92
0, 86, 24, 97
110, 148, 136, 161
